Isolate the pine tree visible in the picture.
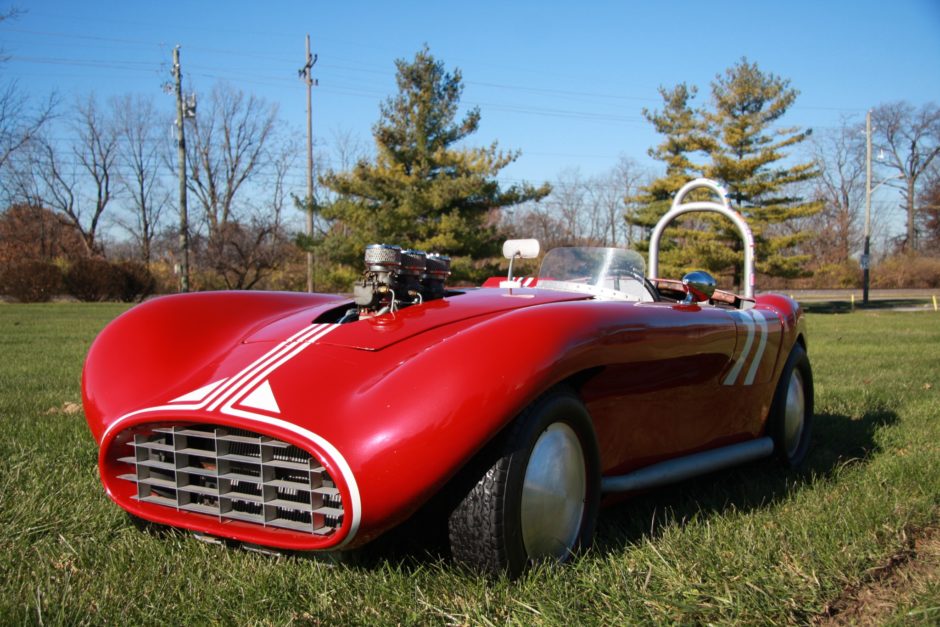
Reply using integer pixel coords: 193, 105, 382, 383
627, 84, 722, 277
634, 59, 820, 286
320, 46, 549, 281
637, 83, 710, 213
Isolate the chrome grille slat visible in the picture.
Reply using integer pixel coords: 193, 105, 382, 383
224, 510, 265, 524
178, 484, 218, 496
218, 471, 262, 484
216, 433, 265, 444
173, 427, 219, 437
117, 423, 343, 536
265, 459, 310, 471
137, 476, 178, 489
179, 502, 219, 515
136, 493, 177, 507
137, 458, 177, 471
267, 478, 310, 490
177, 447, 218, 458
177, 464, 219, 478
135, 440, 174, 452
268, 518, 314, 532
218, 453, 262, 464
266, 498, 314, 513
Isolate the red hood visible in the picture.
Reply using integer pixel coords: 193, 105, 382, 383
243, 288, 590, 351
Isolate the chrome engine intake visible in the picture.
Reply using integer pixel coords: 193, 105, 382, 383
352, 244, 451, 318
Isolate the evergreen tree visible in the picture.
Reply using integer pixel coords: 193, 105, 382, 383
320, 46, 549, 281
636, 84, 711, 214
627, 84, 721, 276
634, 59, 820, 286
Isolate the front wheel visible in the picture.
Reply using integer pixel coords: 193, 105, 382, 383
448, 388, 600, 578
768, 342, 814, 467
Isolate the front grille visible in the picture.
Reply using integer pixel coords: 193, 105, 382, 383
117, 424, 343, 535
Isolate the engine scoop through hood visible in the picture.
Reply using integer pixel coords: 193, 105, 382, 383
242, 288, 590, 351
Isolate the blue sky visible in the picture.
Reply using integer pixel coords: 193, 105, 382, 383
2, 0, 939, 193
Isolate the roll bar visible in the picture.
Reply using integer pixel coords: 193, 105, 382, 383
647, 178, 756, 299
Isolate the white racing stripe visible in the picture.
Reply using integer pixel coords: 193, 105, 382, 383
723, 310, 755, 386
722, 310, 769, 386
207, 323, 331, 411
743, 312, 769, 385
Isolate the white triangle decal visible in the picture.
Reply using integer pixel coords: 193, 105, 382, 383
240, 380, 281, 414
171, 378, 228, 403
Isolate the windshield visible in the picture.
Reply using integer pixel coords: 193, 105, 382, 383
538, 247, 654, 302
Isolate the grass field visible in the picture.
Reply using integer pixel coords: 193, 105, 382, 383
0, 303, 938, 625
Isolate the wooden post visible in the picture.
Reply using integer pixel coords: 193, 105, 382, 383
173, 46, 190, 293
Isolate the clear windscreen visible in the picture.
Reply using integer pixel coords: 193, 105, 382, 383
537, 247, 653, 301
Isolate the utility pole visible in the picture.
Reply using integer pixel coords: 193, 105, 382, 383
863, 109, 872, 305
299, 34, 318, 292
173, 46, 191, 293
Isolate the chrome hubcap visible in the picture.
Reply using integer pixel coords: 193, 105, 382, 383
521, 423, 586, 561
783, 369, 806, 458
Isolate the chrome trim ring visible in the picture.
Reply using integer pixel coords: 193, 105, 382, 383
521, 423, 586, 561
783, 369, 806, 458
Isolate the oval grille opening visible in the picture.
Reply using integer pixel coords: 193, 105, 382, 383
116, 424, 343, 536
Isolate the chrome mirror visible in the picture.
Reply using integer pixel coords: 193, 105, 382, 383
682, 270, 716, 303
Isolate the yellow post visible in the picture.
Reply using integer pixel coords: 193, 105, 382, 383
851, 293, 855, 311
933, 295, 938, 312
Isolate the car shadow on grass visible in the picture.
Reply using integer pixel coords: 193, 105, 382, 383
159, 405, 897, 574
592, 405, 898, 554
306, 404, 900, 574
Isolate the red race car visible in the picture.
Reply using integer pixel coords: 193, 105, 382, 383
82, 179, 813, 577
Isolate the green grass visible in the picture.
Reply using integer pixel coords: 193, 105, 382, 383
1, 303, 938, 624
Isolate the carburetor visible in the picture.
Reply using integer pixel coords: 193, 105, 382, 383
352, 244, 451, 318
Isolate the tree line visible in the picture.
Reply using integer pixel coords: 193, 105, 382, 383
1, 37, 939, 299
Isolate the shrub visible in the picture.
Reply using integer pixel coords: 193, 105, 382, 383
871, 254, 940, 289
810, 261, 861, 289
64, 258, 159, 302
0, 261, 63, 302
114, 261, 157, 302
65, 258, 123, 301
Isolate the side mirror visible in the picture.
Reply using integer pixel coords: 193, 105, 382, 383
682, 270, 716, 303
503, 239, 540, 284
502, 239, 540, 260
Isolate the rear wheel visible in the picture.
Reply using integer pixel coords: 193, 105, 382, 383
448, 389, 600, 578
768, 343, 814, 467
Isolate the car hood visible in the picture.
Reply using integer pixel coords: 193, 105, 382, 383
242, 288, 591, 351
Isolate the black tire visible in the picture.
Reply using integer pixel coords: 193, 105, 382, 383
767, 342, 814, 467
448, 388, 601, 578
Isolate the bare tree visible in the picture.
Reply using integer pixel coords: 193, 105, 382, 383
28, 96, 118, 256
205, 137, 297, 289
111, 94, 168, 264
503, 159, 646, 250
547, 168, 591, 243
184, 83, 288, 287
605, 156, 644, 246
0, 8, 56, 181
310, 126, 369, 239
871, 101, 940, 252
186, 83, 278, 235
807, 119, 867, 264
919, 165, 940, 254
0, 84, 56, 177
501, 198, 570, 252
